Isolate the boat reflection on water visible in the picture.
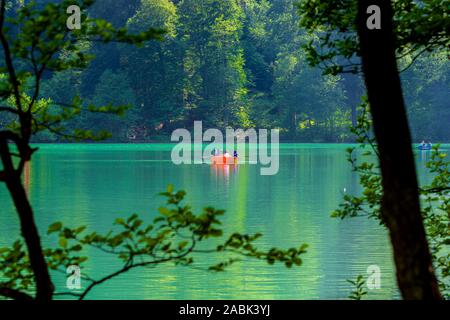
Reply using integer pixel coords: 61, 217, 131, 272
210, 152, 239, 182
210, 161, 239, 181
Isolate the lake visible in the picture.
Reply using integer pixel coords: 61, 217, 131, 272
1, 143, 445, 299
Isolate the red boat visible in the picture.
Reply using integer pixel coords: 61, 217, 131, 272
211, 154, 238, 165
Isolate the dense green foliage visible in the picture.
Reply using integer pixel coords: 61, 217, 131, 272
297, 0, 448, 75
2, 0, 445, 142
0, 0, 165, 142
297, 0, 449, 142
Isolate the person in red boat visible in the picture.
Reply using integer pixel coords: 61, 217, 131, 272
223, 152, 230, 164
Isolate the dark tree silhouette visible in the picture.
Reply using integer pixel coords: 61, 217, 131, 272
355, 0, 441, 299
297, 0, 447, 299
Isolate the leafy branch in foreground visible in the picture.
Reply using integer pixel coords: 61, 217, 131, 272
0, 185, 308, 300
347, 275, 367, 300
334, 100, 449, 298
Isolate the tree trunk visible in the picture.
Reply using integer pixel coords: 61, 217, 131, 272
356, 0, 441, 299
0, 140, 54, 300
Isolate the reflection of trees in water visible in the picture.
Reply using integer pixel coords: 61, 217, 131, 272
210, 163, 239, 183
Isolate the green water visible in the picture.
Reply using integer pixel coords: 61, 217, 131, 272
1, 143, 445, 299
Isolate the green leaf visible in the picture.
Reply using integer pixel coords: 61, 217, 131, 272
178, 241, 188, 250
48, 222, 62, 234
115, 218, 125, 225
71, 244, 82, 251
158, 207, 171, 216
58, 237, 67, 248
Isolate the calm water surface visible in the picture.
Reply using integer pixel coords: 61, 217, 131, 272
1, 143, 445, 299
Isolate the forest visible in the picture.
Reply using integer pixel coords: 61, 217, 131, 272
0, 0, 449, 303
1, 0, 447, 142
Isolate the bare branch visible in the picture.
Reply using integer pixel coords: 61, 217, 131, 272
398, 47, 430, 73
